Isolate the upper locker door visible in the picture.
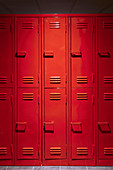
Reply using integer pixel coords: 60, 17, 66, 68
44, 89, 67, 159
43, 17, 66, 88
0, 17, 13, 87
71, 17, 94, 88
16, 17, 39, 87
98, 17, 113, 88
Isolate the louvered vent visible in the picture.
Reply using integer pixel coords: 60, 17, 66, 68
77, 76, 88, 84
22, 147, 34, 155
77, 93, 88, 100
104, 148, 113, 155
0, 93, 7, 100
50, 76, 61, 84
0, 147, 7, 155
23, 93, 33, 100
50, 147, 61, 155
104, 76, 113, 84
50, 93, 61, 100
0, 23, 6, 29
76, 23, 88, 29
104, 93, 113, 100
49, 22, 60, 29
23, 76, 34, 84
104, 23, 113, 29
77, 147, 88, 155
22, 23, 33, 29
0, 77, 7, 84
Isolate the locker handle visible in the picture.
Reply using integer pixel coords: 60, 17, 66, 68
15, 122, 27, 132
43, 51, 54, 58
71, 122, 82, 133
71, 52, 82, 57
98, 52, 110, 58
44, 121, 54, 132
98, 122, 111, 133
15, 51, 26, 58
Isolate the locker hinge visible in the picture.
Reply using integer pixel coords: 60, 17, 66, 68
65, 95, 67, 105
10, 24, 13, 33
11, 95, 13, 105
38, 24, 39, 33
11, 74, 13, 83
92, 95, 94, 105
65, 74, 67, 84
11, 144, 13, 155
92, 24, 94, 33
92, 73, 95, 83
38, 96, 40, 105
92, 144, 95, 156
38, 73, 40, 84
65, 24, 67, 33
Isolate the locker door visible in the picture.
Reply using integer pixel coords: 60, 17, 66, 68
0, 88, 12, 159
71, 17, 94, 88
98, 17, 113, 88
43, 17, 66, 88
71, 88, 94, 160
0, 17, 13, 87
17, 88, 39, 160
98, 88, 113, 159
44, 89, 67, 159
16, 17, 39, 87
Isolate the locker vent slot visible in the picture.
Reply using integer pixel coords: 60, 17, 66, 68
50, 93, 61, 100
50, 76, 61, 84
23, 93, 33, 100
0, 147, 7, 155
104, 23, 113, 29
22, 23, 33, 29
77, 147, 88, 155
104, 93, 113, 100
22, 147, 34, 155
0, 23, 7, 29
23, 77, 34, 84
104, 76, 113, 84
77, 76, 88, 84
104, 148, 113, 155
49, 22, 60, 29
0, 77, 7, 84
50, 147, 61, 155
76, 23, 88, 29
77, 93, 88, 100
0, 93, 7, 100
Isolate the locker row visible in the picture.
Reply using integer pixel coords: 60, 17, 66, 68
0, 14, 113, 166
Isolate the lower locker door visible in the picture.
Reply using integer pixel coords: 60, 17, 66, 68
44, 89, 67, 159
0, 88, 13, 160
98, 88, 113, 159
71, 88, 94, 160
17, 88, 39, 160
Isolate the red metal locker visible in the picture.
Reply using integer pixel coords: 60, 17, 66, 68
43, 17, 66, 88
71, 17, 94, 88
98, 17, 113, 88
71, 88, 94, 160
98, 88, 113, 161
43, 89, 67, 160
16, 88, 39, 161
16, 17, 39, 87
0, 88, 13, 160
0, 17, 13, 87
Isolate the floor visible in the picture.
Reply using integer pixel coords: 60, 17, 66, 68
0, 167, 113, 170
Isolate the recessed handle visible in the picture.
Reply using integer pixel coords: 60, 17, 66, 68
15, 51, 26, 58
15, 122, 27, 132
43, 51, 54, 58
98, 122, 111, 133
71, 122, 82, 133
71, 52, 82, 57
98, 52, 110, 58
44, 121, 54, 132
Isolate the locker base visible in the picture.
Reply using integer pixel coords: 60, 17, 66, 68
97, 160, 113, 166
69, 160, 95, 166
0, 160, 14, 166
15, 160, 41, 166
42, 159, 68, 166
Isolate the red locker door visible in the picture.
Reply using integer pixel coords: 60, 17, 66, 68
71, 17, 94, 88
44, 89, 67, 159
0, 88, 12, 160
98, 88, 113, 159
98, 17, 113, 88
71, 88, 94, 160
17, 88, 39, 160
43, 17, 66, 88
0, 17, 13, 87
16, 17, 39, 87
